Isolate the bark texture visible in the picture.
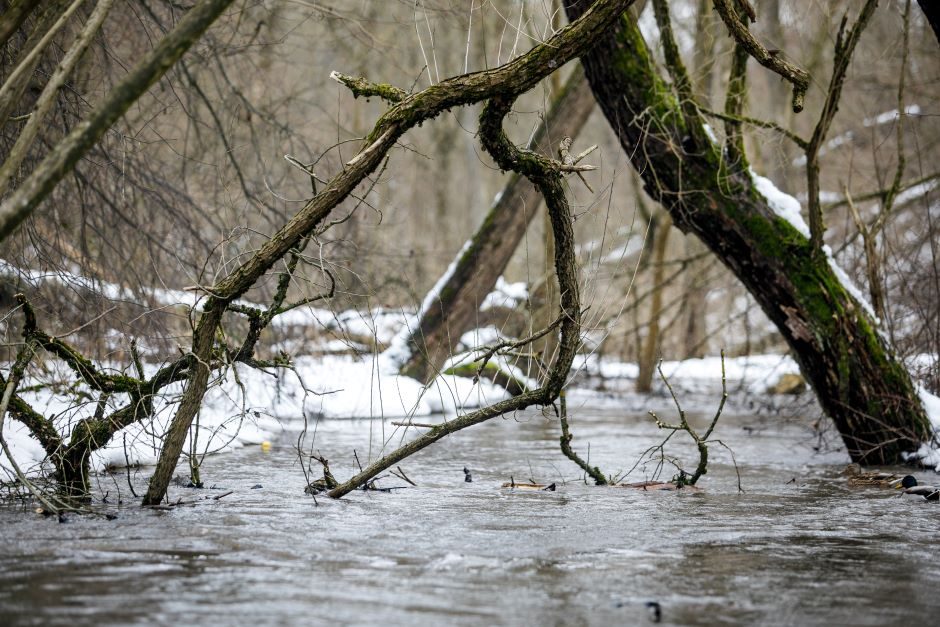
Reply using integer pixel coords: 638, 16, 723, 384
566, 1, 931, 463
917, 0, 940, 45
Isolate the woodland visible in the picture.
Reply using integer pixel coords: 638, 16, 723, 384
0, 0, 938, 516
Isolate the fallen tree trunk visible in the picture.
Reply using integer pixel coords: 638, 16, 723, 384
566, 1, 932, 463
398, 67, 595, 383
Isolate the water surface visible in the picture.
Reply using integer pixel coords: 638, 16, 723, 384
1, 408, 937, 626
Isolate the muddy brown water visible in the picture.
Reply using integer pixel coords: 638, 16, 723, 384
1, 407, 938, 626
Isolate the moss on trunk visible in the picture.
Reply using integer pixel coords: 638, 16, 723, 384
566, 2, 931, 463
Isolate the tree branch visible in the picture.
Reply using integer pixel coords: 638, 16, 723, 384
712, 0, 809, 112
0, 0, 239, 240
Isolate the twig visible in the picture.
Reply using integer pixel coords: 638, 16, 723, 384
391, 421, 439, 429
391, 466, 417, 486
712, 0, 810, 112
697, 107, 809, 150
557, 391, 608, 484
0, 339, 73, 514
804, 0, 879, 250
329, 71, 407, 102
644, 349, 731, 486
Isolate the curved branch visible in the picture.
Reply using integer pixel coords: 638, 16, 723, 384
326, 86, 586, 499
712, 0, 810, 112
144, 0, 634, 506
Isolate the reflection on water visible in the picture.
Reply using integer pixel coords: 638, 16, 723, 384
1, 409, 938, 626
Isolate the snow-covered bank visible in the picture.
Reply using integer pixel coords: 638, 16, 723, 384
4, 349, 939, 480
903, 387, 940, 471
4, 245, 939, 482
572, 352, 803, 397
0, 352, 517, 478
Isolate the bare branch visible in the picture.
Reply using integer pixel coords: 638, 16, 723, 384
712, 0, 810, 112
0, 0, 239, 241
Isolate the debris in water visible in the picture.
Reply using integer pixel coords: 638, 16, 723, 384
500, 480, 555, 491
617, 481, 702, 492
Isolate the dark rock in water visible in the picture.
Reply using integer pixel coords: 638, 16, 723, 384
463, 467, 472, 483
57, 513, 68, 524
250, 484, 263, 490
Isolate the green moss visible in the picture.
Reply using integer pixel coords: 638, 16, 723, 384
445, 360, 530, 396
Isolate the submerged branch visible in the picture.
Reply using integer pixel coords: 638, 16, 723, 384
558, 392, 608, 484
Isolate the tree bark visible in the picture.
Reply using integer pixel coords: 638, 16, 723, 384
399, 67, 595, 383
566, 1, 932, 463
917, 0, 940, 45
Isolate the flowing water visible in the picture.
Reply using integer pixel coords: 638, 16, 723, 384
1, 407, 939, 626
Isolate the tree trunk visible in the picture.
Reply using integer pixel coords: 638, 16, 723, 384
0, 0, 43, 50
399, 67, 595, 382
636, 211, 671, 392
566, 2, 932, 464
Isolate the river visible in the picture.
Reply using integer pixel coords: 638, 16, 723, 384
1, 407, 938, 625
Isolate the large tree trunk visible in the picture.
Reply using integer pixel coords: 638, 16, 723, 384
399, 67, 595, 382
566, 2, 931, 463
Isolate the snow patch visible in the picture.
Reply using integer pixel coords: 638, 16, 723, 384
902, 387, 940, 471
480, 276, 528, 311
750, 170, 810, 238
863, 104, 921, 127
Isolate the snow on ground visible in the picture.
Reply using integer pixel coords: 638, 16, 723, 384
3, 255, 938, 479
4, 347, 938, 478
480, 277, 528, 311
0, 347, 524, 477
903, 387, 940, 471
862, 104, 921, 127
573, 352, 801, 397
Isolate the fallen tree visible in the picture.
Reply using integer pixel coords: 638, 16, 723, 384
397, 67, 594, 384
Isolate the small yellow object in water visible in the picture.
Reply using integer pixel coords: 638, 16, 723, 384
260, 441, 271, 452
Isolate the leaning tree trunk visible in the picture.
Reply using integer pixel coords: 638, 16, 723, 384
399, 67, 595, 383
566, 2, 931, 464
